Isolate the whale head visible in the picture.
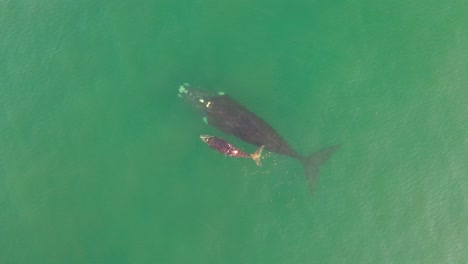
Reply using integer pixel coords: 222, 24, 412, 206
199, 134, 214, 144
178, 83, 220, 112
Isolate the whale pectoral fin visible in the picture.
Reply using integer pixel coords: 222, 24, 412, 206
202, 117, 208, 124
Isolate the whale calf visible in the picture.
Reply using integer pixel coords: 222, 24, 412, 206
200, 135, 264, 166
179, 83, 339, 194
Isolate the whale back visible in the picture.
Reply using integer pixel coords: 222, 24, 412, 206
206, 95, 300, 158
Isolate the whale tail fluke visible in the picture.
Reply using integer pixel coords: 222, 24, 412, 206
250, 145, 265, 167
302, 145, 340, 195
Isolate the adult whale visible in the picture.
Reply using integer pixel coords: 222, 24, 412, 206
178, 83, 339, 194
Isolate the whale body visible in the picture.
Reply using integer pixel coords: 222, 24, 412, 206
200, 135, 264, 167
179, 84, 339, 194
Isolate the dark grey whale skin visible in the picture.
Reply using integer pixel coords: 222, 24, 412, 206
178, 84, 339, 194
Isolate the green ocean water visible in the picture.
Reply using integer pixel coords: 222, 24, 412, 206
1, 1, 467, 263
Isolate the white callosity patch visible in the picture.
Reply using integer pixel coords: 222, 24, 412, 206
199, 98, 212, 108
178, 85, 188, 94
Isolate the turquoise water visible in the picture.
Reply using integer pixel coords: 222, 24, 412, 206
1, 1, 467, 263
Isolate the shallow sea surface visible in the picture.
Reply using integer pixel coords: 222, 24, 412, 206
1, 1, 467, 263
